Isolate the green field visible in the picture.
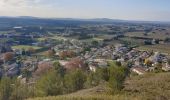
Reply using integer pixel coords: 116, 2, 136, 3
12, 45, 42, 50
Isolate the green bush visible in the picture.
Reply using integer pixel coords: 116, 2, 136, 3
64, 69, 86, 93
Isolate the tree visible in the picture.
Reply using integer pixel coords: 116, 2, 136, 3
167, 59, 170, 65
21, 49, 26, 55
108, 65, 129, 94
115, 61, 122, 67
91, 40, 99, 47
53, 61, 65, 78
3, 52, 14, 62
164, 37, 170, 43
35, 62, 65, 97
22, 68, 32, 82
27, 47, 36, 54
35, 70, 63, 97
9, 80, 33, 100
96, 68, 109, 81
85, 72, 100, 88
64, 69, 86, 93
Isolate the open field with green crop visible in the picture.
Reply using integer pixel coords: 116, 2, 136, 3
12, 45, 42, 50
137, 44, 170, 54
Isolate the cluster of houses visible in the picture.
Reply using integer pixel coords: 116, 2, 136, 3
54, 39, 170, 75
0, 34, 170, 80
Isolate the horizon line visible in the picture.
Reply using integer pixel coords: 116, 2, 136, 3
0, 15, 170, 23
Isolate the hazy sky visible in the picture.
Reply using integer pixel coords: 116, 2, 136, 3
0, 0, 170, 21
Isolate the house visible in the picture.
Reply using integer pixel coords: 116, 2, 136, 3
89, 65, 97, 72
131, 67, 146, 75
162, 63, 170, 71
89, 63, 97, 72
59, 60, 68, 66
93, 59, 108, 68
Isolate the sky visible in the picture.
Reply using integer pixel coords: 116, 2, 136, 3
0, 0, 170, 21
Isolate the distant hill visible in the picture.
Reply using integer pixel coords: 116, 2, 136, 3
27, 72, 170, 100
0, 16, 169, 28
0, 17, 119, 27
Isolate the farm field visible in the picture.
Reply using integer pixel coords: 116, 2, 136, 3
125, 30, 170, 40
0, 30, 15, 34
119, 37, 144, 46
137, 44, 170, 54
12, 45, 42, 50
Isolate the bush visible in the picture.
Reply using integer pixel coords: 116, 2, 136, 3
64, 69, 86, 93
35, 70, 64, 97
85, 72, 100, 88
108, 65, 129, 94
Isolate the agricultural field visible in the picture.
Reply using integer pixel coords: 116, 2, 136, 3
125, 28, 170, 40
37, 38, 47, 41
137, 44, 170, 54
12, 45, 42, 50
125, 32, 146, 38
119, 37, 144, 46
0, 30, 15, 34
81, 34, 115, 42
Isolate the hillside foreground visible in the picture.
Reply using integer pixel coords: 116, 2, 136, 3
28, 72, 170, 100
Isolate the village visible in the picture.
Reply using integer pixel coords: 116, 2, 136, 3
0, 32, 170, 83
0, 17, 170, 99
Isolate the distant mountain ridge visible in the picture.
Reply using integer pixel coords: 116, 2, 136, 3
0, 16, 169, 27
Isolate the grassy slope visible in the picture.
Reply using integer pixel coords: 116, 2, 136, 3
28, 73, 170, 100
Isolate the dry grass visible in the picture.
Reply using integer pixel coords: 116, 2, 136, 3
124, 73, 170, 100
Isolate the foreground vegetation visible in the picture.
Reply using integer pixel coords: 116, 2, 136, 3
1, 60, 170, 100
28, 72, 170, 100
0, 61, 128, 100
